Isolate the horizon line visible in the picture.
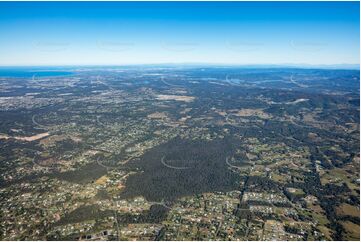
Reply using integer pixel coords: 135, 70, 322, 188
0, 63, 359, 71
0, 63, 359, 67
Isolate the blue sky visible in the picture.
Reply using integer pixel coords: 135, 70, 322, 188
0, 1, 359, 66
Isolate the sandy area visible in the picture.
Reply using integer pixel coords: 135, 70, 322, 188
156, 94, 195, 102
0, 132, 49, 141
147, 112, 168, 119
233, 108, 272, 119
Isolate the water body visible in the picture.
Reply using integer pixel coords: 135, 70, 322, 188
0, 67, 73, 77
